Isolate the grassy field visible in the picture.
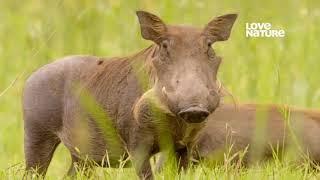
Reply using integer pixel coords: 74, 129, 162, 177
1, 0, 320, 179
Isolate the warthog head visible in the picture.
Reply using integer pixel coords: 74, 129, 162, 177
136, 11, 237, 123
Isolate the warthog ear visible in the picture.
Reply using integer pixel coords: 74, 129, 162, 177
203, 14, 238, 42
136, 11, 167, 44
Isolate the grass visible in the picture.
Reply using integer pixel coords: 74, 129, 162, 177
0, 0, 320, 179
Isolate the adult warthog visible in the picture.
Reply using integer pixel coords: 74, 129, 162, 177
23, 11, 237, 179
193, 103, 320, 165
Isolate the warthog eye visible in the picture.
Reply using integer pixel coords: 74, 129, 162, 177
161, 40, 169, 49
206, 39, 215, 59
207, 47, 215, 59
158, 40, 170, 62
206, 39, 212, 47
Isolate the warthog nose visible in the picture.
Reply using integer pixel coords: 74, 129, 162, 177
178, 107, 210, 123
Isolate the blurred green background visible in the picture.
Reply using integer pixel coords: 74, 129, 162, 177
0, 0, 319, 179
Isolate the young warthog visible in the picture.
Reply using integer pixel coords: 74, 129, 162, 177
194, 103, 320, 165
23, 11, 237, 179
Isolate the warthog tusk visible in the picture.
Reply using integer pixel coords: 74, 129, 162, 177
217, 79, 222, 93
162, 86, 168, 97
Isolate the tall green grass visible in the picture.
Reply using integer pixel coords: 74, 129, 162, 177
0, 0, 320, 179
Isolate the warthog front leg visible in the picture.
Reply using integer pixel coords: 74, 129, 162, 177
155, 147, 190, 173
176, 147, 189, 171
132, 144, 154, 180
131, 90, 165, 180
130, 120, 155, 180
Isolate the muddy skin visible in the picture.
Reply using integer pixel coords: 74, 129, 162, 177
23, 11, 237, 179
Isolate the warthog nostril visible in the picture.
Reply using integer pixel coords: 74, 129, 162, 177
178, 107, 210, 123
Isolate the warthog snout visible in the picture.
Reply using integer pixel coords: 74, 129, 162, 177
178, 106, 210, 123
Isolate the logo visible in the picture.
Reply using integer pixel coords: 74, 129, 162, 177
246, 23, 285, 38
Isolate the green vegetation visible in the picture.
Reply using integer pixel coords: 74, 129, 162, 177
0, 0, 320, 179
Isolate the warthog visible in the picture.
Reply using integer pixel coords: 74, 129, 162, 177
23, 11, 237, 179
193, 103, 320, 165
